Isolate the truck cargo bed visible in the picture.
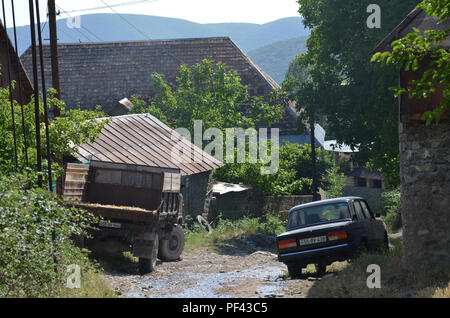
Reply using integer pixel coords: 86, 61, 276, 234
69, 202, 159, 223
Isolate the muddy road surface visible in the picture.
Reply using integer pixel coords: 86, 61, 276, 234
101, 237, 320, 298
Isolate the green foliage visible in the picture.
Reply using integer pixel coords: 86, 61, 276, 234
130, 59, 283, 135
325, 166, 346, 199
214, 142, 338, 196
184, 213, 285, 251
380, 189, 402, 231
371, 1, 450, 125
292, 0, 419, 187
0, 86, 108, 179
0, 172, 98, 297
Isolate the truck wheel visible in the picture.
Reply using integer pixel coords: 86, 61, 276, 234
159, 225, 185, 261
287, 264, 303, 279
138, 234, 159, 275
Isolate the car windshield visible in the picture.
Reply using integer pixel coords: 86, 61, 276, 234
287, 202, 350, 229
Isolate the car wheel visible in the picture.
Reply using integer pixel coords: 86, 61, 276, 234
383, 232, 389, 251
315, 263, 327, 275
287, 264, 303, 278
158, 225, 185, 261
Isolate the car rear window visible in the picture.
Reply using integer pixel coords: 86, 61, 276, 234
287, 202, 350, 229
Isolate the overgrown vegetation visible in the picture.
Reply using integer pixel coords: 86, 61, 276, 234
380, 189, 402, 232
130, 59, 283, 136
0, 173, 113, 297
308, 246, 449, 298
183, 214, 285, 252
0, 83, 112, 297
214, 142, 345, 197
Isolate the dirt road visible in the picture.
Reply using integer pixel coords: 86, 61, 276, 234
102, 237, 320, 298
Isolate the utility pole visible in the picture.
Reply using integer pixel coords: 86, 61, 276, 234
48, 0, 63, 195
28, 0, 43, 187
48, 0, 60, 113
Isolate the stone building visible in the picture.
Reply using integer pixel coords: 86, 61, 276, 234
373, 8, 449, 270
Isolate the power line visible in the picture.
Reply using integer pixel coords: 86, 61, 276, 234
100, 0, 151, 40
63, 0, 158, 14
55, 4, 103, 42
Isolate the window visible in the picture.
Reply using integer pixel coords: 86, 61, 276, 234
356, 177, 367, 187
373, 180, 382, 188
359, 200, 374, 219
287, 202, 350, 229
353, 201, 367, 220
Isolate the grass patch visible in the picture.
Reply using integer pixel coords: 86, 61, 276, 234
184, 214, 285, 253
308, 246, 450, 298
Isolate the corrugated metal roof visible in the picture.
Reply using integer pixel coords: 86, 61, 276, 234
77, 113, 224, 175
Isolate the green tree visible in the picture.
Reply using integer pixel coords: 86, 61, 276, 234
280, 54, 334, 200
371, 1, 449, 124
130, 59, 284, 135
294, 0, 419, 186
0, 86, 107, 182
214, 142, 337, 196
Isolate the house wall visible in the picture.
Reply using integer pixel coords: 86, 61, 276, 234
208, 190, 313, 221
399, 121, 450, 270
342, 185, 386, 213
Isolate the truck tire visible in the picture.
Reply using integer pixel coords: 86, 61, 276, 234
158, 225, 185, 261
138, 234, 159, 275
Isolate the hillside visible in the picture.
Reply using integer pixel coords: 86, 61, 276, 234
12, 14, 309, 55
13, 14, 309, 86
247, 35, 308, 84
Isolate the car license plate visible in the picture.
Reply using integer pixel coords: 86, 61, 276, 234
299, 236, 326, 246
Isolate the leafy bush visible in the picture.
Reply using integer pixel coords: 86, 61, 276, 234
0, 172, 98, 297
380, 189, 402, 231
184, 214, 285, 251
214, 142, 339, 196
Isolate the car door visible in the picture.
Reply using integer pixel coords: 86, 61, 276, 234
353, 200, 374, 249
360, 200, 385, 246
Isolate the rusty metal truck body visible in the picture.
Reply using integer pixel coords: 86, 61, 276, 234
64, 162, 185, 274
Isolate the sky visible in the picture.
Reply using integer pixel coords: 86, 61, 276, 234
5, 0, 300, 27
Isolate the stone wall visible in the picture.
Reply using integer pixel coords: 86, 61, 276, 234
208, 190, 313, 221
399, 121, 450, 271
342, 186, 387, 213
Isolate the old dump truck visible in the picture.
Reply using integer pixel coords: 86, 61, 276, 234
63, 162, 185, 274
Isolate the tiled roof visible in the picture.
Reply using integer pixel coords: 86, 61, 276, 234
77, 113, 224, 176
20, 37, 298, 134
19, 37, 275, 107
